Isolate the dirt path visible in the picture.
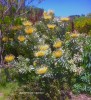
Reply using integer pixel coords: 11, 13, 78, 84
0, 93, 3, 97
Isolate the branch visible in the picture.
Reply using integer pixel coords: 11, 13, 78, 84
16, 0, 24, 13
15, 10, 29, 18
3, 7, 11, 15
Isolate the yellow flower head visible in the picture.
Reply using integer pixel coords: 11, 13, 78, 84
48, 10, 54, 15
5, 54, 15, 62
71, 33, 79, 38
43, 10, 54, 19
18, 35, 26, 42
22, 21, 32, 26
44, 15, 52, 20
47, 24, 56, 29
34, 51, 46, 57
53, 50, 63, 58
43, 11, 47, 16
2, 36, 8, 42
38, 45, 49, 50
25, 27, 35, 34
36, 66, 48, 74
53, 41, 62, 48
61, 17, 70, 21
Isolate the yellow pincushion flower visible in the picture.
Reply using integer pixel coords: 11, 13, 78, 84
53, 41, 62, 48
18, 35, 26, 42
53, 50, 63, 58
38, 45, 49, 50
48, 10, 54, 15
44, 15, 52, 20
25, 27, 35, 34
5, 54, 15, 62
22, 21, 32, 26
61, 17, 70, 21
2, 36, 8, 42
36, 67, 48, 74
71, 34, 79, 38
34, 51, 46, 57
43, 10, 54, 19
47, 24, 56, 29
43, 11, 47, 16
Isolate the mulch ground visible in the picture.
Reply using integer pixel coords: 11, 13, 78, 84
0, 92, 91, 100
70, 92, 91, 100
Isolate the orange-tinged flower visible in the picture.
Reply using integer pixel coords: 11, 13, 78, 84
2, 36, 8, 42
36, 67, 48, 74
71, 33, 79, 38
34, 51, 46, 57
5, 54, 15, 62
22, 21, 32, 26
47, 24, 56, 29
53, 50, 63, 58
18, 35, 26, 42
25, 27, 35, 34
53, 41, 62, 48
38, 45, 49, 50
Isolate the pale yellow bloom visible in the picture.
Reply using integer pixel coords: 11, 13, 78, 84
18, 35, 26, 42
38, 45, 49, 50
34, 51, 46, 57
5, 54, 15, 62
61, 17, 70, 21
53, 41, 62, 48
43, 10, 53, 20
53, 50, 63, 58
48, 10, 54, 15
36, 67, 48, 74
43, 11, 47, 16
22, 21, 32, 26
25, 27, 35, 34
71, 34, 79, 38
44, 15, 52, 20
47, 24, 56, 29
2, 36, 8, 42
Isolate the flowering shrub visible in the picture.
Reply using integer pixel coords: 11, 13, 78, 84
0, 2, 91, 99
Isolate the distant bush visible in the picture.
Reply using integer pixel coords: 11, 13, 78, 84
74, 17, 91, 34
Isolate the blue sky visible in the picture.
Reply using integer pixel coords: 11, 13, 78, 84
33, 0, 91, 17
